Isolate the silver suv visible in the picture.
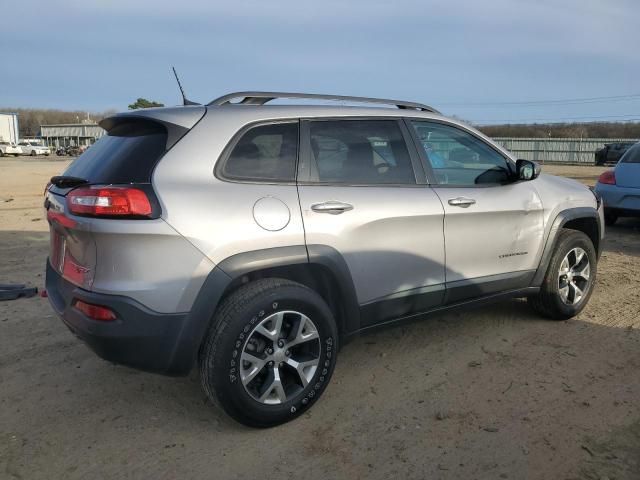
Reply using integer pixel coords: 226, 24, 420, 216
45, 92, 604, 427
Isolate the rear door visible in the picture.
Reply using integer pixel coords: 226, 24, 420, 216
297, 118, 446, 327
407, 119, 544, 303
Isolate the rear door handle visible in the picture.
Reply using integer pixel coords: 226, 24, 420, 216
448, 197, 476, 208
311, 201, 354, 215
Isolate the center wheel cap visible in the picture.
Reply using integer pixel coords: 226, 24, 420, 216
272, 348, 286, 363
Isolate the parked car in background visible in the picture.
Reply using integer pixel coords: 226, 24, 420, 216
595, 143, 640, 225
595, 141, 636, 166
0, 142, 22, 156
55, 145, 84, 156
18, 142, 50, 156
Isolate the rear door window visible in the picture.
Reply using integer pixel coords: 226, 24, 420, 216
305, 120, 416, 184
61, 119, 168, 184
220, 122, 299, 182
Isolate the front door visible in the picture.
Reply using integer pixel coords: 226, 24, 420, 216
408, 119, 544, 303
297, 118, 446, 326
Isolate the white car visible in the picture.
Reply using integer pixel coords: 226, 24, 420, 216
0, 142, 22, 156
18, 142, 50, 156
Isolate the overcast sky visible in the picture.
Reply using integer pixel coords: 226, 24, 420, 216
1, 0, 639, 124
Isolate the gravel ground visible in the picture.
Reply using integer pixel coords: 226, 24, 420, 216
0, 159, 638, 479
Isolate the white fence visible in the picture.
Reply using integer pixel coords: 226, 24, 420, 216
493, 137, 638, 164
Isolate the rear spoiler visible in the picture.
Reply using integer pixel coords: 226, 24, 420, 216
100, 106, 206, 149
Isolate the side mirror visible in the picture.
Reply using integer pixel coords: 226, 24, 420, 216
516, 159, 541, 181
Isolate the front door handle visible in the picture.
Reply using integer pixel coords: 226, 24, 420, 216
311, 201, 354, 215
448, 197, 476, 208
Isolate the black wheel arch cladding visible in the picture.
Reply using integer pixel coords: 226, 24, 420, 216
531, 206, 601, 287
216, 245, 361, 335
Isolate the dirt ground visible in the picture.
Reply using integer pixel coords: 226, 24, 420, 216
1, 158, 639, 479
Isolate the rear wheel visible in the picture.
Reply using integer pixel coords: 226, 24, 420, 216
604, 210, 618, 226
529, 229, 597, 320
199, 278, 338, 428
30, 150, 36, 156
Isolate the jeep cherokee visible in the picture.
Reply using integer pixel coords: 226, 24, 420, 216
45, 92, 604, 427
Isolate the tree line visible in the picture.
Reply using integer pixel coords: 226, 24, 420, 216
2, 99, 163, 137
478, 122, 640, 139
0, 108, 116, 137
3, 105, 640, 139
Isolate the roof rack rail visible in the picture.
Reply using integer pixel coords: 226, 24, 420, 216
207, 91, 440, 113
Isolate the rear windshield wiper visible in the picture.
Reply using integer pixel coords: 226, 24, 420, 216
50, 176, 89, 188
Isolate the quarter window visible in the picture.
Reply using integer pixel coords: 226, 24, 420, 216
222, 122, 298, 182
411, 121, 511, 186
307, 120, 416, 184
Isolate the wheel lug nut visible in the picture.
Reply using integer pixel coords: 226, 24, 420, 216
268, 361, 274, 367
285, 350, 290, 357
279, 362, 283, 367
278, 340, 285, 348
266, 348, 273, 354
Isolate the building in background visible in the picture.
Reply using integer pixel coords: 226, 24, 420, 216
0, 112, 19, 143
39, 123, 105, 148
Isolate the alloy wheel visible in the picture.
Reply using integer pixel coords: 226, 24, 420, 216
240, 310, 321, 405
558, 247, 590, 305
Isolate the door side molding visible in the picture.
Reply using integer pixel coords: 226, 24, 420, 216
359, 284, 445, 327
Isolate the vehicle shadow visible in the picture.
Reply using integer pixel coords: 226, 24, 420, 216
603, 217, 640, 257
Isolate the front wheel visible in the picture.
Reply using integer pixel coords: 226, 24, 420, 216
199, 278, 338, 428
529, 229, 597, 320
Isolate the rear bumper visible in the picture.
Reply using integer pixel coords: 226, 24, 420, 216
46, 260, 231, 376
46, 260, 188, 374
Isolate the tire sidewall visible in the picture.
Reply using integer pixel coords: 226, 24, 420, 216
211, 285, 338, 427
544, 232, 597, 317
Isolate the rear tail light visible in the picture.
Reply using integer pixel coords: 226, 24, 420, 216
73, 300, 116, 322
598, 170, 616, 185
67, 186, 153, 218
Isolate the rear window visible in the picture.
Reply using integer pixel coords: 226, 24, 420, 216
620, 144, 640, 164
61, 120, 168, 184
